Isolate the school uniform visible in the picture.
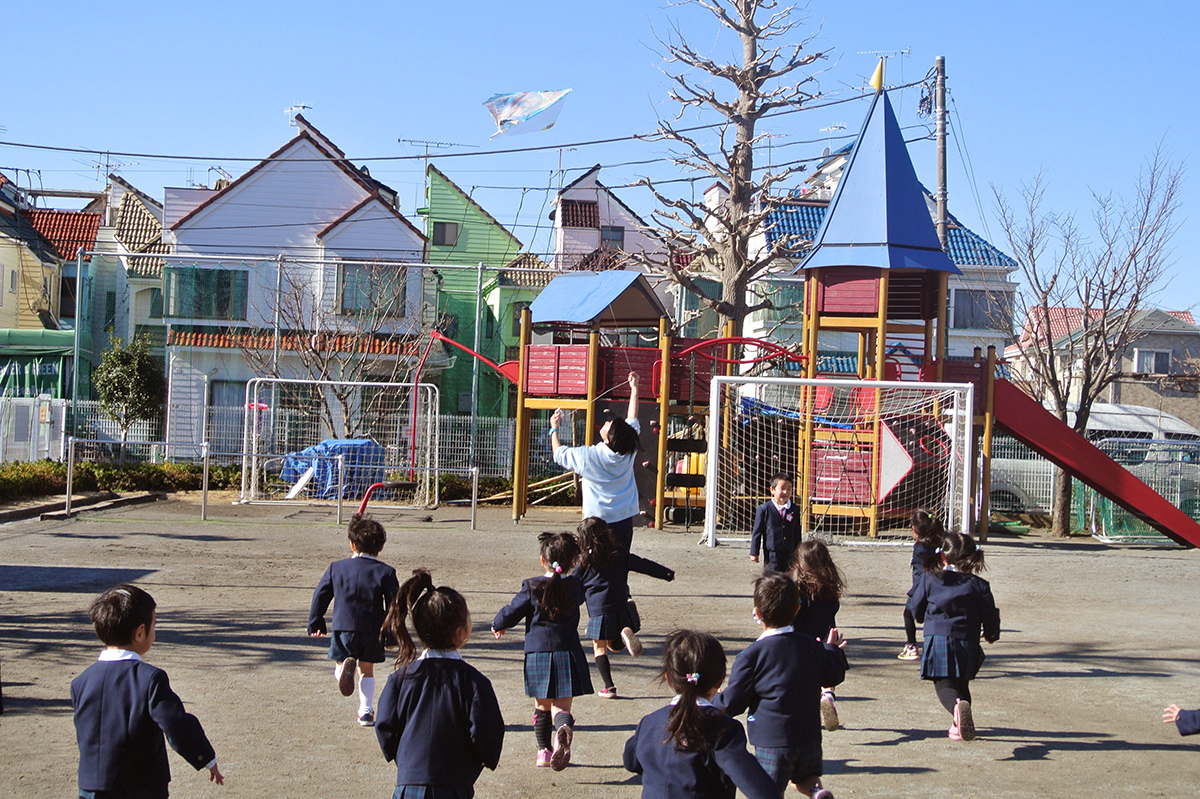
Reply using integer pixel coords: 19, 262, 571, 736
624, 700, 780, 799
578, 551, 673, 645
376, 651, 505, 797
750, 500, 800, 572
71, 650, 216, 799
493, 575, 593, 698
1175, 707, 1200, 736
907, 568, 1000, 682
793, 593, 839, 642
308, 553, 400, 663
716, 627, 847, 789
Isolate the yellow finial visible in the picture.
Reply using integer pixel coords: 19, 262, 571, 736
869, 58, 884, 91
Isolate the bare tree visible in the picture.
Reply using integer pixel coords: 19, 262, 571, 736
996, 147, 1183, 536
237, 259, 434, 440
637, 0, 825, 333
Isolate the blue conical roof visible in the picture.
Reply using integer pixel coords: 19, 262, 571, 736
792, 91, 960, 275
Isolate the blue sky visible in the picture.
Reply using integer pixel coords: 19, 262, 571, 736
4, 0, 1197, 307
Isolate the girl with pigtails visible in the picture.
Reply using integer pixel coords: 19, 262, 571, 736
492, 532, 592, 771
624, 630, 779, 799
375, 569, 505, 798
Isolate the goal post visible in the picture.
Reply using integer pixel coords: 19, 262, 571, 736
703, 376, 974, 546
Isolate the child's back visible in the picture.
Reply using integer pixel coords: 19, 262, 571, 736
308, 554, 399, 636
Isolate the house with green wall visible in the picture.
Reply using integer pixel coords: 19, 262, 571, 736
418, 165, 524, 416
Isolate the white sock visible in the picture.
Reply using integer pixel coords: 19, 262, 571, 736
358, 676, 375, 714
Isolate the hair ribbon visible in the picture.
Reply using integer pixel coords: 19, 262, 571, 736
935, 546, 943, 554
685, 672, 700, 683
552, 561, 562, 574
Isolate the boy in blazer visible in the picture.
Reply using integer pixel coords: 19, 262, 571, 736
750, 473, 801, 572
71, 584, 223, 798
717, 572, 847, 798
309, 513, 400, 726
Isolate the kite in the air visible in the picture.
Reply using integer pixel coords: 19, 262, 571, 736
483, 89, 571, 138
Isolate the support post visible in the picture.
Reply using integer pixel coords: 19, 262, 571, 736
585, 325, 600, 446
978, 345, 997, 542
654, 317, 671, 530
512, 307, 532, 521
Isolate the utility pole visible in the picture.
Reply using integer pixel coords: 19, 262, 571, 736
935, 56, 948, 250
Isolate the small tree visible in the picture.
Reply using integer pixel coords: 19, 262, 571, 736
92, 334, 167, 463
996, 147, 1183, 536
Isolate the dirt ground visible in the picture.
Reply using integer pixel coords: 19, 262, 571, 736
1, 494, 1198, 798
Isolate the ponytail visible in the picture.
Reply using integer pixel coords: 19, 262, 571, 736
537, 532, 581, 620
929, 530, 986, 576
385, 569, 471, 671
910, 508, 945, 547
575, 517, 618, 573
662, 630, 726, 752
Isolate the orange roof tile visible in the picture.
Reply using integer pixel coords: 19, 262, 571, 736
20, 209, 101, 260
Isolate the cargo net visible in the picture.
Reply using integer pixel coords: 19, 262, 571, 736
704, 377, 972, 545
1076, 438, 1197, 545
240, 378, 439, 509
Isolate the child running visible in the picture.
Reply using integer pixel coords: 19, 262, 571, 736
1163, 702, 1200, 736
376, 569, 505, 796
907, 529, 1001, 741
898, 509, 944, 661
72, 585, 224, 797
791, 539, 847, 733
308, 513, 400, 727
718, 573, 846, 799
624, 630, 779, 799
750, 472, 801, 572
492, 532, 592, 771
575, 516, 675, 698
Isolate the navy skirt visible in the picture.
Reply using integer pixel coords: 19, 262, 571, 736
524, 649, 594, 699
920, 634, 985, 681
585, 605, 639, 645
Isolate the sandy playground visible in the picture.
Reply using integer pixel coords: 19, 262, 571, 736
1, 494, 1198, 798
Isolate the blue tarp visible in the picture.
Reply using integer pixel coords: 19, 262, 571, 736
281, 439, 385, 500
529, 271, 668, 328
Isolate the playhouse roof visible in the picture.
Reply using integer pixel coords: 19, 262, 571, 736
793, 90, 960, 275
529, 270, 667, 328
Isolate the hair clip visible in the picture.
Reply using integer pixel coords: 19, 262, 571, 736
552, 561, 562, 574
975, 546, 983, 553
685, 672, 700, 683
935, 547, 943, 554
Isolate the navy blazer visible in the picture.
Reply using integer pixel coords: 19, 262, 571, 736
716, 630, 847, 749
1176, 707, 1200, 736
308, 555, 400, 635
907, 569, 1000, 642
376, 656, 505, 789
624, 704, 780, 799
492, 575, 587, 652
71, 657, 216, 797
578, 552, 673, 618
750, 501, 800, 562
793, 594, 839, 641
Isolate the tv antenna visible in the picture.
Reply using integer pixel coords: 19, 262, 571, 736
287, 104, 312, 126
819, 125, 846, 157
77, 152, 137, 181
398, 138, 477, 171
855, 48, 910, 90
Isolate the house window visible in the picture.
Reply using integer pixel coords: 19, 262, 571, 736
164, 267, 248, 321
600, 225, 625, 250
149, 288, 163, 319
8, 270, 15, 293
60, 276, 77, 319
210, 380, 248, 407
1134, 348, 1171, 374
340, 263, 407, 317
432, 221, 459, 247
952, 288, 1012, 331
511, 301, 530, 337
485, 308, 495, 339
560, 200, 599, 228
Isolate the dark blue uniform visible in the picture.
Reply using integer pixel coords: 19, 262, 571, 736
750, 501, 800, 572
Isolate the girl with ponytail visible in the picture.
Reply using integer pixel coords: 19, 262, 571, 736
492, 532, 591, 771
375, 569, 504, 796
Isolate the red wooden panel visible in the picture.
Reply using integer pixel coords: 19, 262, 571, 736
600, 347, 660, 398
924, 359, 986, 413
817, 266, 881, 315
524, 344, 592, 395
887, 271, 931, 320
808, 446, 874, 502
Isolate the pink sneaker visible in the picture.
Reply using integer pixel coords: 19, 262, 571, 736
598, 686, 617, 699
550, 724, 573, 771
820, 690, 839, 731
535, 748, 552, 767
948, 722, 962, 740
954, 699, 975, 741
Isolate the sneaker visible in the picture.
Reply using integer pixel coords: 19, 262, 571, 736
955, 699, 975, 741
357, 710, 375, 727
897, 644, 920, 660
550, 724, 573, 771
535, 748, 552, 767
948, 722, 962, 740
621, 627, 643, 658
820, 690, 839, 732
336, 658, 357, 697
812, 788, 835, 799
598, 686, 617, 699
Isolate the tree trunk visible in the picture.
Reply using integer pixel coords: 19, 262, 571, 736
1051, 466, 1073, 537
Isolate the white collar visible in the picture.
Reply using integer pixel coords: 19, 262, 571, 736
944, 564, 960, 572
757, 624, 793, 640
98, 649, 142, 662
417, 649, 463, 661
669, 695, 716, 707
353, 552, 379, 561
772, 500, 791, 511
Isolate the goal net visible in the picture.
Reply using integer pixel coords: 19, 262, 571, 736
239, 378, 439, 509
703, 376, 974, 545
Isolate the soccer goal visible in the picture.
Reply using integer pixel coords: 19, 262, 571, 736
239, 378, 440, 509
703, 376, 974, 545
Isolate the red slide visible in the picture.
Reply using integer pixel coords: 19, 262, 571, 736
992, 379, 1200, 547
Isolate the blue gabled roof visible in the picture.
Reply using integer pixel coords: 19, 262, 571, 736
529, 270, 668, 328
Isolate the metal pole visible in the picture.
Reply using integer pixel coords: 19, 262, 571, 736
273, 254, 284, 375
470, 262, 484, 466
470, 466, 479, 531
935, 56, 948, 250
66, 437, 76, 517
71, 250, 84, 435
336, 454, 345, 525
201, 442, 210, 521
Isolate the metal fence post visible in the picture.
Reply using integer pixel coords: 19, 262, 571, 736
336, 454, 345, 525
201, 442, 210, 521
66, 437, 76, 517
471, 466, 479, 531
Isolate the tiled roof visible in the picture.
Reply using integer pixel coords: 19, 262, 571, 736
168, 328, 419, 356
0, 208, 59, 262
1168, 310, 1196, 324
20, 209, 101, 260
763, 198, 1016, 268
498, 253, 555, 289
1015, 306, 1198, 349
116, 192, 163, 251
126, 242, 168, 280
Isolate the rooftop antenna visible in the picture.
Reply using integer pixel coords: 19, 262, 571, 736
287, 104, 312, 126
855, 48, 910, 90
399, 139, 479, 209
78, 152, 137, 181
819, 125, 845, 157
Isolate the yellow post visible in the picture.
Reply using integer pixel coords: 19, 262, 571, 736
585, 325, 600, 446
655, 317, 672, 530
978, 345, 997, 542
512, 307, 533, 521
868, 271, 890, 537
799, 270, 820, 536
